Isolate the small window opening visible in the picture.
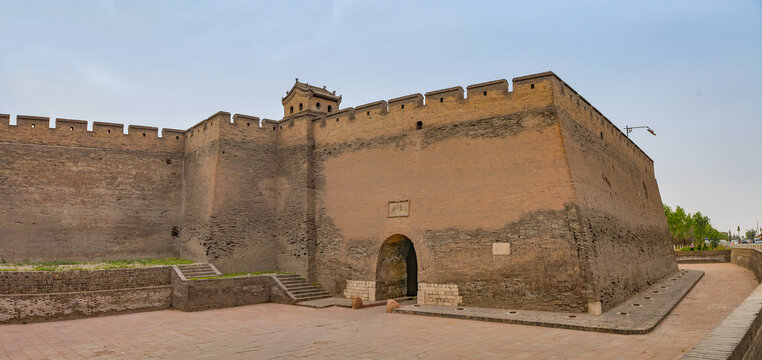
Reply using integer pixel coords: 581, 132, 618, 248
107, 129, 111, 134
175, 136, 179, 140
440, 97, 443, 103
336, 118, 339, 122
600, 132, 603, 140
280, 126, 282, 130
327, 105, 332, 112
290, 106, 294, 114
247, 122, 250, 126
142, 133, 146, 137
171, 226, 179, 237
299, 103, 303, 111
643, 182, 649, 198
416, 121, 423, 130
316, 102, 321, 109
483, 91, 487, 96
530, 83, 535, 89
31, 124, 35, 128
273, 127, 276, 130
166, 159, 172, 165
366, 111, 370, 115
69, 127, 74, 131
401, 104, 405, 109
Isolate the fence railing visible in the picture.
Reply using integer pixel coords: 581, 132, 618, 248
728, 243, 762, 251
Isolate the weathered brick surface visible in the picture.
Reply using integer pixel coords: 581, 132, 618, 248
0, 267, 171, 294
418, 283, 462, 306
343, 280, 375, 301
0, 121, 183, 262
171, 274, 275, 312
0, 267, 172, 324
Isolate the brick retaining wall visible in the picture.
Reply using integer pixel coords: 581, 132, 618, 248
674, 250, 731, 264
0, 267, 173, 324
171, 274, 288, 312
683, 248, 762, 359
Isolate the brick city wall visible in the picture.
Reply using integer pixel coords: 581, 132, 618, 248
0, 267, 172, 324
549, 72, 678, 312
0, 114, 183, 262
311, 76, 594, 312
179, 112, 280, 273
0, 72, 677, 314
683, 248, 762, 359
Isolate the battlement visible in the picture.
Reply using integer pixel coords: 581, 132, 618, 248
0, 114, 185, 152
0, 72, 655, 168
269, 72, 654, 170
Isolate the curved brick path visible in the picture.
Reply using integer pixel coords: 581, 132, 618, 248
0, 263, 757, 360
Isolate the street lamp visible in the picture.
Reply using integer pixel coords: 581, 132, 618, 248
625, 125, 656, 138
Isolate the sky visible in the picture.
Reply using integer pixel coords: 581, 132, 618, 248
0, 0, 760, 235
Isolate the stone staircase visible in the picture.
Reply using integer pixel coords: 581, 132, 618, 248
174, 264, 221, 280
274, 274, 331, 302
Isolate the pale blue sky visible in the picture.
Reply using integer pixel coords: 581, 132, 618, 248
1, 0, 760, 235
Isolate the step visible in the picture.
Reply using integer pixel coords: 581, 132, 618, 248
183, 270, 217, 275
182, 270, 217, 275
286, 285, 322, 291
281, 280, 308, 286
289, 289, 328, 296
295, 294, 332, 301
186, 274, 218, 278
275, 274, 300, 278
178, 264, 213, 269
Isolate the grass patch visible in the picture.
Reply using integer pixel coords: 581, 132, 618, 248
101, 258, 194, 269
32, 266, 57, 271
0, 258, 195, 271
188, 271, 290, 280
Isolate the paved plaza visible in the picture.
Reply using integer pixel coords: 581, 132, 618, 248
0, 263, 757, 360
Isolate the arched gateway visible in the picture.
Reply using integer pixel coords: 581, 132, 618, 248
375, 234, 418, 300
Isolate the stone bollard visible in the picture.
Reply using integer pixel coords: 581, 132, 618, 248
386, 299, 399, 313
351, 296, 363, 309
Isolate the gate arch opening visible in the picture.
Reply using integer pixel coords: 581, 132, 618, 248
376, 234, 418, 300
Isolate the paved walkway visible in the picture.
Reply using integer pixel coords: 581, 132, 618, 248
0, 263, 757, 360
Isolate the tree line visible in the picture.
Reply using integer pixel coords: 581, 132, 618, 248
663, 204, 727, 246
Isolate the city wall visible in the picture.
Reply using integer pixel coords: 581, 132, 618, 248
544, 72, 678, 311
0, 71, 677, 313
0, 115, 183, 262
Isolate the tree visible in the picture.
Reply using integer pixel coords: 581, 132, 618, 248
692, 212, 710, 243
664, 203, 724, 246
747, 229, 758, 241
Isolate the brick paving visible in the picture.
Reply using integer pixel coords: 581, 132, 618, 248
395, 269, 703, 334
0, 263, 757, 360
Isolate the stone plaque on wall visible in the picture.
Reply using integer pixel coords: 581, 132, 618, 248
388, 200, 409, 218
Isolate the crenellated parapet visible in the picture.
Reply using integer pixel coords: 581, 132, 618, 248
526, 72, 655, 170
0, 72, 655, 170
271, 72, 653, 172
0, 114, 185, 152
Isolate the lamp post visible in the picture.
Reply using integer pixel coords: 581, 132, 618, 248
625, 125, 656, 138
